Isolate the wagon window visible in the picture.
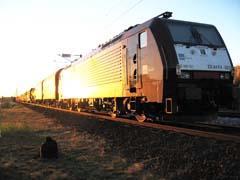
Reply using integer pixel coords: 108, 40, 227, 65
139, 31, 147, 48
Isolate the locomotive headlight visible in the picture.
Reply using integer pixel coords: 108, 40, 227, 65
180, 72, 191, 79
220, 73, 230, 80
224, 73, 230, 80
220, 73, 225, 79
231, 68, 235, 77
176, 64, 181, 75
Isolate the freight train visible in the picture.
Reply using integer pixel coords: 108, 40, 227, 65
17, 12, 234, 122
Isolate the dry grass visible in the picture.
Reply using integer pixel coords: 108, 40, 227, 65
0, 104, 150, 179
1, 103, 239, 179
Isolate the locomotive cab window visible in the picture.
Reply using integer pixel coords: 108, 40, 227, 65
167, 22, 224, 47
139, 31, 147, 48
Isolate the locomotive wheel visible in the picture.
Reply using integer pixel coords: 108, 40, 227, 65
122, 98, 131, 114
135, 114, 146, 122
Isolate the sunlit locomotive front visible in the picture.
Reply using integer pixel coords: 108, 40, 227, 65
156, 13, 234, 114
18, 12, 234, 121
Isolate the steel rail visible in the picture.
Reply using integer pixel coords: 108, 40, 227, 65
22, 102, 240, 143
218, 111, 240, 118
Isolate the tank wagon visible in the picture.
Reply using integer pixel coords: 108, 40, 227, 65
18, 12, 234, 121
19, 91, 30, 102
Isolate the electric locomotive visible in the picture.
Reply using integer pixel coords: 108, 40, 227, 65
18, 12, 234, 121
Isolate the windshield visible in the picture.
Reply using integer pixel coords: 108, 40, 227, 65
167, 22, 224, 47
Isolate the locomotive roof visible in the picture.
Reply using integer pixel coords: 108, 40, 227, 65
64, 15, 216, 70
101, 17, 215, 50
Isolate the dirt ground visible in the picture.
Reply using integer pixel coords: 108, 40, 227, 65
0, 103, 240, 179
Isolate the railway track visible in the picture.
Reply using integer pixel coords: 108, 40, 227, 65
218, 110, 240, 117
22, 102, 240, 143
157, 120, 240, 136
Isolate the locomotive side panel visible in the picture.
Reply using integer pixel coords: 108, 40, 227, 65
59, 43, 125, 99
139, 29, 164, 103
123, 33, 141, 96
122, 29, 163, 103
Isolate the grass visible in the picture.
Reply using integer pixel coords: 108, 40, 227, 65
0, 100, 16, 109
0, 111, 3, 121
0, 102, 31, 137
0, 122, 32, 136
0, 103, 148, 179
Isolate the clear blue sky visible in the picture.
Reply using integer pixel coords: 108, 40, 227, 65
0, 0, 239, 96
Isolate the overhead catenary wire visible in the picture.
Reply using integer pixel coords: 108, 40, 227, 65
106, 0, 144, 28
105, 0, 124, 17
101, 0, 144, 43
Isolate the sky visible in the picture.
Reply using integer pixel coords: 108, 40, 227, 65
0, 0, 239, 96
